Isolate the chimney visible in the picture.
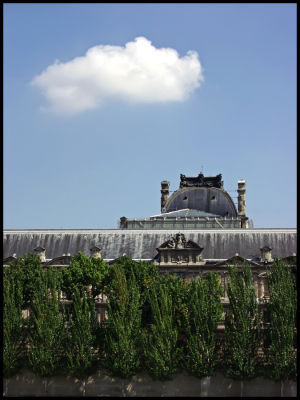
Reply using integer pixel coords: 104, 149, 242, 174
237, 180, 249, 228
237, 180, 246, 216
260, 246, 273, 263
90, 245, 102, 258
33, 246, 46, 262
161, 181, 170, 212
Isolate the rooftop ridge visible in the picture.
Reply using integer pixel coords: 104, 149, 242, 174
3, 228, 297, 234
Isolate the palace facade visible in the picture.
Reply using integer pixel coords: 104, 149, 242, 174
3, 173, 297, 324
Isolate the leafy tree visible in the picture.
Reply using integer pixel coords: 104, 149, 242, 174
105, 256, 158, 328
65, 287, 98, 378
142, 280, 182, 380
3, 267, 24, 377
108, 256, 158, 290
224, 264, 261, 379
185, 272, 223, 377
266, 260, 297, 381
27, 268, 66, 377
61, 252, 110, 299
103, 263, 142, 378
159, 273, 190, 336
10, 253, 43, 307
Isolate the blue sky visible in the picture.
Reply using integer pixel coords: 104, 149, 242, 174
4, 3, 296, 229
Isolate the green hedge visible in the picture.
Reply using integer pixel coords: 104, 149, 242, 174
3, 254, 297, 381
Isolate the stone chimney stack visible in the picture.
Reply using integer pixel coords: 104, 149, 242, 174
90, 245, 102, 258
260, 246, 273, 263
33, 246, 46, 262
237, 180, 246, 216
237, 180, 249, 228
161, 181, 170, 212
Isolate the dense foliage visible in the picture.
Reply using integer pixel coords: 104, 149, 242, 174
3, 254, 297, 382
104, 256, 159, 328
3, 268, 24, 377
185, 273, 223, 377
27, 268, 66, 377
266, 260, 297, 381
9, 253, 43, 307
65, 287, 98, 378
142, 278, 182, 380
224, 264, 261, 379
61, 252, 110, 299
104, 263, 142, 378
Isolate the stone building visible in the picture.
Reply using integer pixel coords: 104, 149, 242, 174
3, 173, 297, 324
120, 173, 249, 229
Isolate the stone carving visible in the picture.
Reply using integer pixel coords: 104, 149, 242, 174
166, 237, 176, 248
176, 233, 185, 249
171, 254, 189, 264
180, 173, 223, 189
164, 233, 196, 249
156, 233, 205, 266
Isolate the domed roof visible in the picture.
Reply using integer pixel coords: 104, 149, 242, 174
164, 173, 238, 218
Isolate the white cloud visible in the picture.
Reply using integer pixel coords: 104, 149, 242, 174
31, 37, 204, 115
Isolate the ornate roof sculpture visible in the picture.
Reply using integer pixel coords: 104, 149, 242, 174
155, 233, 205, 266
158, 232, 201, 250
179, 173, 223, 189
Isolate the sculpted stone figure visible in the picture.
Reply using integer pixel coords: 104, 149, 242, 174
167, 237, 176, 248
179, 172, 223, 188
175, 233, 186, 248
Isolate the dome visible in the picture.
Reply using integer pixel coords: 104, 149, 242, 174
164, 186, 238, 218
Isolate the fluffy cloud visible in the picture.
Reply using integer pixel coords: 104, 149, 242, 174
31, 37, 204, 114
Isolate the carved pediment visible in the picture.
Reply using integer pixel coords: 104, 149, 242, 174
155, 233, 205, 266
158, 233, 201, 251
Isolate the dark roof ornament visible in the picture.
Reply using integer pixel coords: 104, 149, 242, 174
33, 246, 45, 252
90, 245, 101, 252
158, 233, 202, 250
180, 173, 223, 189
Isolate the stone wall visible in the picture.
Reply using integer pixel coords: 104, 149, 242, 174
3, 370, 297, 397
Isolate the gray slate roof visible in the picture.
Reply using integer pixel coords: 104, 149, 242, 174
3, 229, 297, 260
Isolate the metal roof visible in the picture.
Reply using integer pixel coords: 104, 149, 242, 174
3, 228, 297, 261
